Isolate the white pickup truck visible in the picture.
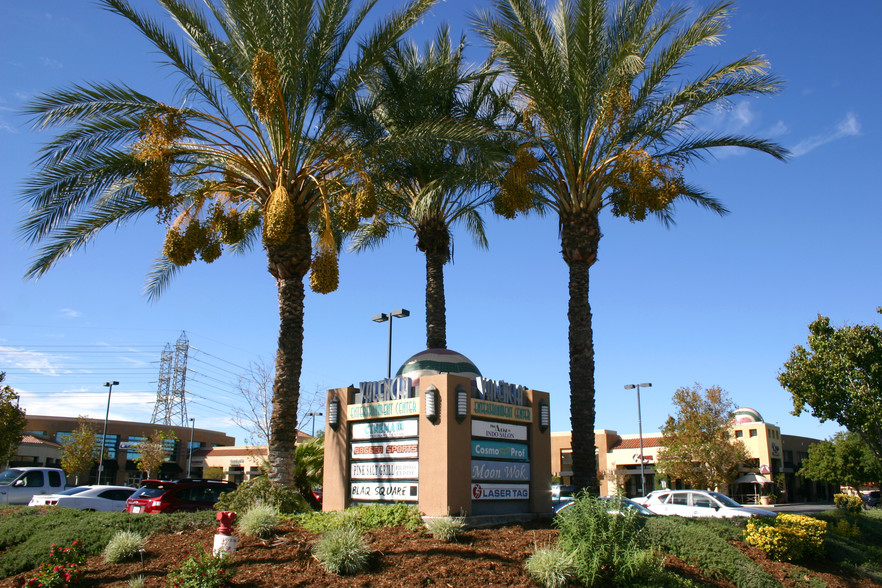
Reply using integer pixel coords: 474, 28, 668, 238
0, 467, 69, 505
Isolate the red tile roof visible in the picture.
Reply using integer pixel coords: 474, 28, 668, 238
20, 435, 61, 448
610, 435, 663, 450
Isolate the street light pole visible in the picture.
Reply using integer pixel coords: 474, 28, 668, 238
187, 418, 195, 478
372, 309, 410, 379
98, 381, 119, 485
624, 382, 652, 497
306, 412, 323, 437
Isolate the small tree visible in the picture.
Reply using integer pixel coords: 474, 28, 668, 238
779, 309, 882, 461
656, 384, 750, 491
799, 431, 882, 490
134, 430, 178, 479
0, 373, 27, 468
60, 417, 98, 484
232, 359, 326, 455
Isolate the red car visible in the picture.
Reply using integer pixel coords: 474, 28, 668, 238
125, 479, 236, 514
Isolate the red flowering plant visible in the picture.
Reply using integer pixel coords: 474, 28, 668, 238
164, 543, 235, 588
16, 540, 86, 588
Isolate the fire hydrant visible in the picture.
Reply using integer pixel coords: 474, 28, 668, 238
213, 511, 238, 556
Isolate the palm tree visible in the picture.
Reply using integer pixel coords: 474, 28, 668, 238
19, 0, 432, 487
348, 27, 514, 350
474, 0, 787, 493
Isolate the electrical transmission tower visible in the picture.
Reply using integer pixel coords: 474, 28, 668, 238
151, 331, 190, 426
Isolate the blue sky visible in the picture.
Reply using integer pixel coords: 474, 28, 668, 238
1, 0, 879, 446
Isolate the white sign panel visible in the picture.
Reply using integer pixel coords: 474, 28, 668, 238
471, 483, 530, 500
471, 460, 530, 481
351, 460, 419, 480
351, 418, 418, 440
351, 482, 419, 502
351, 440, 419, 460
471, 419, 528, 441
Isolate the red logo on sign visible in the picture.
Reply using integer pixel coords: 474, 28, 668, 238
472, 484, 483, 499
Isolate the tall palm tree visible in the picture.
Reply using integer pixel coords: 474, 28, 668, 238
348, 27, 514, 350
18, 0, 432, 487
474, 0, 787, 493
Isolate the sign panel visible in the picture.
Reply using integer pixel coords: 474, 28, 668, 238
351, 482, 419, 502
352, 441, 419, 460
471, 460, 530, 482
351, 418, 418, 440
358, 377, 415, 403
471, 440, 529, 461
471, 483, 530, 500
471, 419, 528, 441
348, 398, 420, 420
471, 399, 532, 423
351, 460, 419, 480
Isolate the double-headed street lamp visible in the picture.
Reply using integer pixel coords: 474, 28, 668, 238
372, 309, 410, 379
98, 381, 119, 485
306, 411, 323, 437
624, 382, 652, 497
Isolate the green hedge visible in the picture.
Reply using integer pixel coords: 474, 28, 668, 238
643, 516, 781, 588
0, 507, 216, 579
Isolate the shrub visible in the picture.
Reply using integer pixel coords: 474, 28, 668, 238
831, 517, 861, 539
744, 514, 827, 562
15, 540, 86, 588
425, 515, 466, 542
295, 503, 423, 533
554, 495, 661, 586
214, 476, 308, 514
644, 516, 779, 588
237, 504, 280, 539
525, 546, 577, 588
164, 543, 235, 588
312, 526, 371, 575
128, 575, 147, 588
834, 493, 863, 514
104, 530, 146, 563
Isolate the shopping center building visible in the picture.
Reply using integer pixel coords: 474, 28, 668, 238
13, 415, 235, 486
550, 407, 836, 502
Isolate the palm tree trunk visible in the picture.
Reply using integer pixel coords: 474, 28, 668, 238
266, 215, 312, 486
562, 212, 601, 495
425, 251, 447, 350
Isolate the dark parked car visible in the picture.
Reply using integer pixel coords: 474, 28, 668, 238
125, 479, 236, 514
863, 490, 880, 509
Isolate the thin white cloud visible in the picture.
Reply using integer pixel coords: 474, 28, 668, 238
791, 112, 860, 157
0, 346, 66, 375
731, 101, 755, 130
39, 57, 63, 70
18, 389, 156, 422
59, 308, 82, 319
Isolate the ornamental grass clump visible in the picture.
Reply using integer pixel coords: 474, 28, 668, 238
103, 530, 146, 563
525, 546, 578, 588
237, 503, 280, 539
312, 526, 371, 575
744, 513, 827, 562
426, 515, 466, 542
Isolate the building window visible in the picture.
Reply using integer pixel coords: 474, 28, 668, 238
749, 429, 758, 438
735, 430, 743, 438
127, 437, 145, 460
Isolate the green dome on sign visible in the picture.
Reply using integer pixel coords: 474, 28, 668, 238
396, 348, 481, 388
